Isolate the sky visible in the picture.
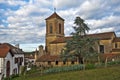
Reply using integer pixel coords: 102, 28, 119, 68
0, 0, 120, 52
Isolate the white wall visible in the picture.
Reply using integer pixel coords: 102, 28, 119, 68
3, 52, 24, 78
3, 52, 13, 78
0, 58, 4, 73
12, 54, 24, 74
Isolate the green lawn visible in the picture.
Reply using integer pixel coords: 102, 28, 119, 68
13, 65, 120, 80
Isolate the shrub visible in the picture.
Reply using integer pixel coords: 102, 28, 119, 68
85, 63, 95, 69
3, 74, 19, 80
107, 60, 120, 66
44, 64, 84, 74
20, 66, 27, 75
26, 66, 39, 75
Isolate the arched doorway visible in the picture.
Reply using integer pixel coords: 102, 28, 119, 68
6, 61, 10, 77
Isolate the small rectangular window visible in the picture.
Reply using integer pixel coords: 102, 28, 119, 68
71, 61, 74, 64
100, 45, 104, 53
48, 61, 51, 65
55, 61, 58, 65
63, 61, 66, 65
115, 43, 118, 48
59, 23, 61, 34
49, 23, 53, 33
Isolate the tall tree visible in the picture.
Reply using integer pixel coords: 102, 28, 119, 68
73, 16, 90, 36
61, 16, 97, 64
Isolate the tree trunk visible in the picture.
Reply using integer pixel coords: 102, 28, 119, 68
78, 56, 83, 64
98, 56, 100, 64
82, 58, 85, 70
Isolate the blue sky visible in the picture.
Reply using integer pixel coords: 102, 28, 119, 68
0, 0, 120, 52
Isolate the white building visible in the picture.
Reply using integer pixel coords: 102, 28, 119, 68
0, 43, 24, 79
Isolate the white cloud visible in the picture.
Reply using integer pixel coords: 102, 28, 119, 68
89, 27, 114, 34
87, 15, 120, 29
76, 0, 105, 19
116, 32, 120, 37
7, 0, 27, 6
0, 0, 120, 51
53, 0, 83, 9
0, 25, 5, 28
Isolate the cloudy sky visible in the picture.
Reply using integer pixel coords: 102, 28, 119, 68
0, 0, 120, 52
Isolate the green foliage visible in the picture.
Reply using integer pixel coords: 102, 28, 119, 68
107, 61, 120, 66
4, 74, 19, 80
26, 66, 37, 74
12, 65, 120, 80
73, 16, 90, 35
61, 16, 97, 64
85, 63, 96, 69
44, 64, 84, 74
20, 66, 27, 75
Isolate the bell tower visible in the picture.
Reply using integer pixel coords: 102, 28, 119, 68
45, 12, 64, 53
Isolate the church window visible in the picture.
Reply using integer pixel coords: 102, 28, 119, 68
63, 61, 66, 65
115, 43, 118, 48
59, 23, 61, 34
99, 45, 104, 53
49, 23, 53, 33
71, 61, 74, 64
55, 61, 58, 65
48, 61, 51, 65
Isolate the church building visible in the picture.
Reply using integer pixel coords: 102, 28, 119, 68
35, 12, 120, 67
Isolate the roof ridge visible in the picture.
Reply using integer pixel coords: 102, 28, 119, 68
88, 31, 114, 35
45, 12, 64, 20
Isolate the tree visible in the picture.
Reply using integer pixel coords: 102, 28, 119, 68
61, 16, 97, 64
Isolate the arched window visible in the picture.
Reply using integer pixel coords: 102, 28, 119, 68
59, 23, 61, 34
49, 23, 53, 33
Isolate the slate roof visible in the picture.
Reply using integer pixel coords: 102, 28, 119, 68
50, 32, 115, 44
0, 43, 24, 58
45, 12, 64, 21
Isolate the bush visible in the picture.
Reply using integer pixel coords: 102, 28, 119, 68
85, 63, 95, 69
107, 60, 120, 65
20, 66, 27, 75
44, 64, 84, 74
26, 66, 38, 74
4, 74, 19, 80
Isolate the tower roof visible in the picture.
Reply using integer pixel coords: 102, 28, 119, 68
45, 12, 64, 21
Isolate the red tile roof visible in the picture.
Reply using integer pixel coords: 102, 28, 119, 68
45, 12, 64, 21
87, 32, 115, 40
0, 43, 24, 58
0, 44, 10, 58
113, 37, 120, 42
50, 32, 115, 44
100, 53, 120, 60
36, 54, 61, 62
112, 48, 120, 52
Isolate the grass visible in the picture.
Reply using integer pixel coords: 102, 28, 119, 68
13, 65, 120, 80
